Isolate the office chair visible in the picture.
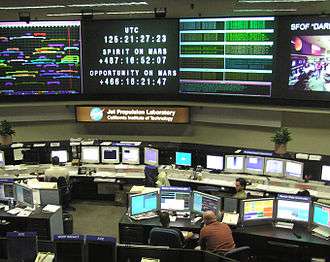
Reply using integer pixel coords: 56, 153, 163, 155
57, 176, 75, 211
149, 227, 183, 248
223, 246, 255, 262
144, 166, 159, 187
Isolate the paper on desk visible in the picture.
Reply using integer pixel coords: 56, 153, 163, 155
43, 205, 60, 213
17, 210, 32, 217
141, 258, 160, 262
13, 148, 24, 161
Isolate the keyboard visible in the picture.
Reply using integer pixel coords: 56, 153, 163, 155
130, 212, 158, 221
274, 221, 294, 230
312, 227, 330, 239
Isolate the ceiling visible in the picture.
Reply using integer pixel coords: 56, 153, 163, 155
0, 0, 328, 21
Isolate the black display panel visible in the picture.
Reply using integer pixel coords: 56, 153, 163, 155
278, 16, 330, 101
83, 19, 178, 95
0, 21, 81, 96
179, 17, 275, 97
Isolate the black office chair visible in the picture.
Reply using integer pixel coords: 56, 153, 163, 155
223, 246, 255, 262
57, 176, 75, 211
149, 227, 183, 248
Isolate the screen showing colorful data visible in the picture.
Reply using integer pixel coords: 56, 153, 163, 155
0, 21, 81, 95
243, 199, 274, 221
130, 191, 158, 216
313, 203, 330, 229
276, 194, 310, 222
179, 17, 274, 97
192, 191, 220, 214
83, 19, 178, 95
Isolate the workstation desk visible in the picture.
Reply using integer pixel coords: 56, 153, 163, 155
119, 213, 330, 261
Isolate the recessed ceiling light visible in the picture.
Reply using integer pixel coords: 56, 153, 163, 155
0, 5, 66, 10
67, 2, 148, 7
234, 8, 297, 12
105, 10, 154, 15
47, 12, 105, 17
239, 0, 325, 2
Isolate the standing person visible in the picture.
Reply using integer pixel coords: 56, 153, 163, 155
199, 211, 235, 253
44, 156, 69, 182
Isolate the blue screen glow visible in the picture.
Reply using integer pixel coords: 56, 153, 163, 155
131, 192, 158, 216
176, 152, 192, 166
313, 204, 330, 229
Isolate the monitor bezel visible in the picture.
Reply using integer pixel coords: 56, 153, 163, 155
14, 183, 34, 208
224, 155, 245, 173
144, 147, 159, 166
206, 154, 224, 171
264, 157, 285, 178
321, 165, 330, 182
81, 146, 100, 164
0, 150, 5, 166
284, 160, 304, 181
175, 151, 192, 167
122, 147, 140, 165
101, 146, 120, 164
129, 191, 159, 217
191, 190, 221, 215
50, 150, 69, 164
312, 202, 330, 230
160, 186, 192, 212
244, 155, 265, 175
240, 198, 275, 226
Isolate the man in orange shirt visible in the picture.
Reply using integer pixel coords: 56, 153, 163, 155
199, 210, 235, 253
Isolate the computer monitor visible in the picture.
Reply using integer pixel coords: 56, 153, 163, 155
14, 183, 34, 208
0, 151, 4, 166
264, 158, 284, 178
223, 197, 239, 213
244, 156, 265, 175
321, 165, 330, 182
122, 147, 140, 165
284, 160, 304, 181
241, 198, 274, 225
313, 202, 330, 230
0, 180, 14, 200
192, 191, 221, 215
144, 147, 159, 166
85, 235, 116, 262
81, 146, 100, 164
51, 150, 68, 164
160, 186, 191, 212
54, 235, 84, 262
129, 191, 159, 217
225, 155, 245, 173
276, 194, 311, 223
206, 155, 224, 171
175, 151, 192, 167
6, 232, 37, 262
101, 146, 120, 164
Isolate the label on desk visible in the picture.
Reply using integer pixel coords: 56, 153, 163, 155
0, 178, 14, 183
54, 234, 84, 241
86, 235, 116, 243
7, 232, 37, 238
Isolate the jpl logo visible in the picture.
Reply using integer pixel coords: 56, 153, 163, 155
90, 107, 104, 121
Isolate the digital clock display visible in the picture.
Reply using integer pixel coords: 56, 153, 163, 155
82, 19, 179, 95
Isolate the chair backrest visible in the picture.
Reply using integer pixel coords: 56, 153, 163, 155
57, 176, 68, 188
224, 246, 252, 262
149, 227, 183, 248
144, 166, 159, 187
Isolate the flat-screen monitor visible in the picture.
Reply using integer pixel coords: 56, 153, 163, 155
0, 182, 14, 200
122, 147, 140, 165
223, 197, 239, 213
225, 155, 245, 173
192, 191, 221, 215
82, 19, 179, 96
14, 183, 34, 208
179, 17, 275, 97
81, 146, 100, 164
175, 151, 192, 167
244, 156, 265, 175
51, 150, 68, 163
54, 235, 84, 262
321, 165, 330, 182
276, 194, 311, 223
160, 186, 191, 212
284, 160, 304, 181
206, 155, 224, 171
241, 198, 274, 224
101, 146, 120, 164
0, 21, 81, 96
86, 235, 116, 262
0, 151, 5, 166
313, 202, 330, 229
129, 191, 159, 217
144, 147, 159, 166
264, 158, 284, 177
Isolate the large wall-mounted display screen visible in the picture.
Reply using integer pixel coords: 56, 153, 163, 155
278, 16, 330, 100
0, 21, 81, 96
82, 19, 178, 95
179, 17, 275, 97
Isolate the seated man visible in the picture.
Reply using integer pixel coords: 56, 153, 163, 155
159, 211, 186, 243
44, 156, 69, 182
199, 210, 235, 253
233, 177, 247, 200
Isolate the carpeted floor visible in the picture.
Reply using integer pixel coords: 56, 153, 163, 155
68, 200, 127, 239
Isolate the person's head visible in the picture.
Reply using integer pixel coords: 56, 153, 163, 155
297, 190, 310, 197
203, 210, 217, 225
235, 178, 247, 192
51, 156, 60, 166
159, 211, 170, 227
